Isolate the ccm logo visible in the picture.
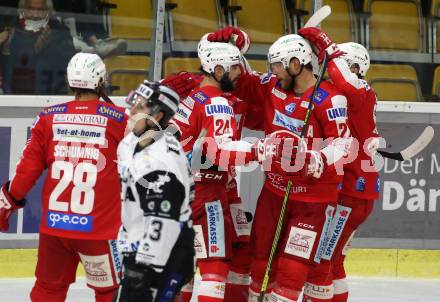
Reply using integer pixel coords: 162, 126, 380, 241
194, 172, 225, 181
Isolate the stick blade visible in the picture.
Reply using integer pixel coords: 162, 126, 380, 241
400, 126, 435, 160
304, 5, 332, 28
377, 150, 404, 161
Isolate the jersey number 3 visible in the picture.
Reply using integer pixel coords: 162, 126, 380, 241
49, 161, 97, 215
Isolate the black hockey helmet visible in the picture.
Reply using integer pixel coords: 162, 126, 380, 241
126, 80, 180, 128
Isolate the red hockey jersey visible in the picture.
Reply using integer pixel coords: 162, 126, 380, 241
171, 84, 254, 172
9, 100, 128, 240
328, 58, 380, 200
234, 72, 352, 203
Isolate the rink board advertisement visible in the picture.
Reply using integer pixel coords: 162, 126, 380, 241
0, 101, 439, 249
356, 118, 440, 249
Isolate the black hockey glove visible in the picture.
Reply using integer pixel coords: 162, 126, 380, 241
117, 254, 156, 302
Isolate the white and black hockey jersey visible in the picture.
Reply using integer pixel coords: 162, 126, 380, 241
117, 131, 194, 272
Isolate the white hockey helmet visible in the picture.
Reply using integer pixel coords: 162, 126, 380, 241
338, 42, 370, 77
268, 34, 313, 69
198, 35, 242, 73
67, 52, 106, 90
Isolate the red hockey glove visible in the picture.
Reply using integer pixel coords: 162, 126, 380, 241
162, 71, 198, 100
282, 147, 328, 179
251, 137, 295, 163
298, 27, 344, 63
0, 182, 26, 232
207, 26, 250, 53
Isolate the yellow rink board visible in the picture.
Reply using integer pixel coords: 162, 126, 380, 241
0, 249, 439, 278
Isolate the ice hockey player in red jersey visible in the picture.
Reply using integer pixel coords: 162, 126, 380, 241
299, 28, 379, 302
164, 69, 254, 302
170, 38, 281, 302
0, 52, 128, 302
208, 27, 353, 302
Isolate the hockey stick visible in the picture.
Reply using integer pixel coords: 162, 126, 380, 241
190, 128, 208, 169
230, 5, 331, 48
304, 5, 332, 28
258, 180, 292, 301
258, 53, 330, 302
377, 125, 434, 161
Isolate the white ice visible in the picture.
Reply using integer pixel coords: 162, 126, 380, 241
0, 277, 439, 302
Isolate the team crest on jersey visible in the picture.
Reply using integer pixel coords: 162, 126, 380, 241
205, 104, 234, 116
327, 107, 347, 121
311, 88, 329, 105
97, 104, 124, 122
285, 102, 296, 114
41, 105, 67, 115
272, 87, 287, 100
192, 91, 209, 104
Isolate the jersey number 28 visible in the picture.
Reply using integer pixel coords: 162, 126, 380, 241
49, 161, 97, 215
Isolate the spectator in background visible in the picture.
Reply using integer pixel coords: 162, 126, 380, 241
54, 0, 127, 58
0, 28, 8, 94
1, 0, 76, 95
0, 0, 19, 94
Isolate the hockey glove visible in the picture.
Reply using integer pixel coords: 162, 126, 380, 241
161, 71, 198, 100
251, 137, 297, 163
0, 182, 26, 232
207, 26, 251, 53
284, 147, 328, 179
119, 253, 155, 302
298, 27, 345, 63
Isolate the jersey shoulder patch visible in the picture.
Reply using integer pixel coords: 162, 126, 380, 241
359, 79, 371, 91
259, 72, 273, 84
41, 104, 68, 115
311, 87, 330, 105
96, 104, 125, 122
191, 91, 209, 104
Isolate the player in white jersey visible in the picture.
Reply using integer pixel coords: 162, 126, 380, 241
115, 81, 195, 302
